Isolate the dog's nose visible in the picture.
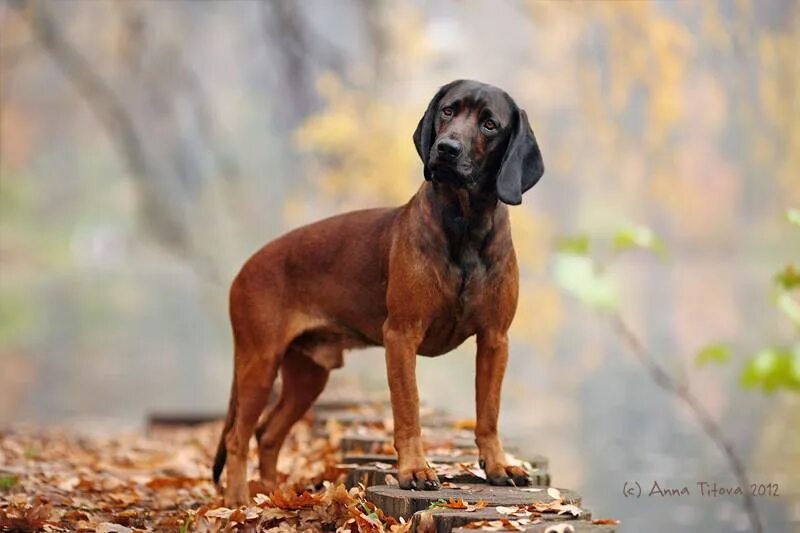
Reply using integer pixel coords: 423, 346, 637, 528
436, 138, 462, 159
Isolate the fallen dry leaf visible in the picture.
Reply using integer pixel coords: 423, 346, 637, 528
544, 524, 575, 533
459, 462, 488, 480
460, 499, 488, 512
453, 419, 477, 430
546, 487, 562, 500
443, 497, 469, 509
96, 523, 133, 533
553, 502, 583, 517
592, 518, 621, 525
499, 517, 525, 531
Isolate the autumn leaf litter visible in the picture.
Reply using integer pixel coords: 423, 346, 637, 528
0, 421, 409, 532
0, 415, 604, 532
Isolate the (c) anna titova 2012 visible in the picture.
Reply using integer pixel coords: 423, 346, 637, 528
644, 481, 780, 498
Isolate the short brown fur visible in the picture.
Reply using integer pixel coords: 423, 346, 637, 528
213, 80, 544, 505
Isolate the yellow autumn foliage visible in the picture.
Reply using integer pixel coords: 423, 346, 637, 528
295, 74, 420, 207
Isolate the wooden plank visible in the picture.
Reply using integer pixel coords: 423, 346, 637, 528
144, 392, 385, 429
413, 508, 596, 533
366, 484, 581, 520
312, 399, 390, 412
340, 434, 397, 455
342, 453, 548, 470
340, 433, 478, 455
450, 521, 617, 533
347, 463, 550, 489
342, 453, 478, 466
146, 412, 223, 429
312, 410, 454, 432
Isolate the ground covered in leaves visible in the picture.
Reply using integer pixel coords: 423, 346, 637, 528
1, 408, 618, 532
0, 418, 407, 532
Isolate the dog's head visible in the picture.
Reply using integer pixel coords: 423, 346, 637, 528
413, 80, 544, 205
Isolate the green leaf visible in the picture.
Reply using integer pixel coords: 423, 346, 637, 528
552, 254, 618, 311
428, 499, 448, 510
613, 224, 667, 258
740, 349, 778, 391
786, 208, 800, 227
792, 346, 800, 383
775, 265, 800, 291
555, 234, 590, 255
695, 344, 732, 367
0, 475, 18, 490
776, 292, 800, 327
740, 347, 800, 393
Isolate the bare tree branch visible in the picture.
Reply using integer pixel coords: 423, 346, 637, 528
259, 0, 346, 126
356, 0, 387, 87
612, 313, 764, 533
10, 0, 191, 252
182, 64, 240, 184
259, 0, 316, 126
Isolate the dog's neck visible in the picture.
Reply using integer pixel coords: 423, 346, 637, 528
416, 181, 507, 268
427, 180, 497, 225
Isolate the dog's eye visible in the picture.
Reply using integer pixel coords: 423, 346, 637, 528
441, 106, 454, 118
483, 119, 497, 131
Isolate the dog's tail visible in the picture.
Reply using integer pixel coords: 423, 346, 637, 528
212, 370, 237, 486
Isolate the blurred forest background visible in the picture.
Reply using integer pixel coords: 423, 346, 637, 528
1, 0, 798, 531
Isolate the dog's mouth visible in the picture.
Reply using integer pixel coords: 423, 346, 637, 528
429, 159, 475, 188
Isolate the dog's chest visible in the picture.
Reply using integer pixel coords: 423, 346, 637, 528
441, 209, 489, 268
419, 277, 491, 356
418, 241, 500, 355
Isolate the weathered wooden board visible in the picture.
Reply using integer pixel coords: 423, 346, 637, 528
340, 433, 478, 455
146, 412, 223, 429
313, 399, 390, 412
450, 521, 617, 533
314, 411, 390, 428
412, 507, 597, 533
347, 463, 550, 489
366, 484, 581, 520
341, 434, 397, 455
341, 453, 478, 466
342, 453, 549, 470
313, 410, 454, 432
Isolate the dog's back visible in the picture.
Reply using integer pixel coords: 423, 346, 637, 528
230, 206, 400, 348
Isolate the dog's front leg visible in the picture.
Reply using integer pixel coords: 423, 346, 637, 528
475, 330, 531, 486
383, 323, 440, 490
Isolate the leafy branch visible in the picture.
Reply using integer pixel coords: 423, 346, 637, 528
735, 209, 800, 393
551, 218, 795, 533
611, 314, 762, 533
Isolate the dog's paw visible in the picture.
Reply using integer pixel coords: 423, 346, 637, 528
398, 466, 440, 490
483, 462, 531, 487
223, 482, 251, 507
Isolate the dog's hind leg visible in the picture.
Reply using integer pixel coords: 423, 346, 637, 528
222, 342, 283, 506
254, 345, 334, 485
218, 276, 290, 506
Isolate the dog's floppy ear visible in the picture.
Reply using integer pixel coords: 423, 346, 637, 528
414, 80, 461, 181
496, 107, 544, 205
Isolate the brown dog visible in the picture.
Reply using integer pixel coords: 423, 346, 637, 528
212, 80, 544, 505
